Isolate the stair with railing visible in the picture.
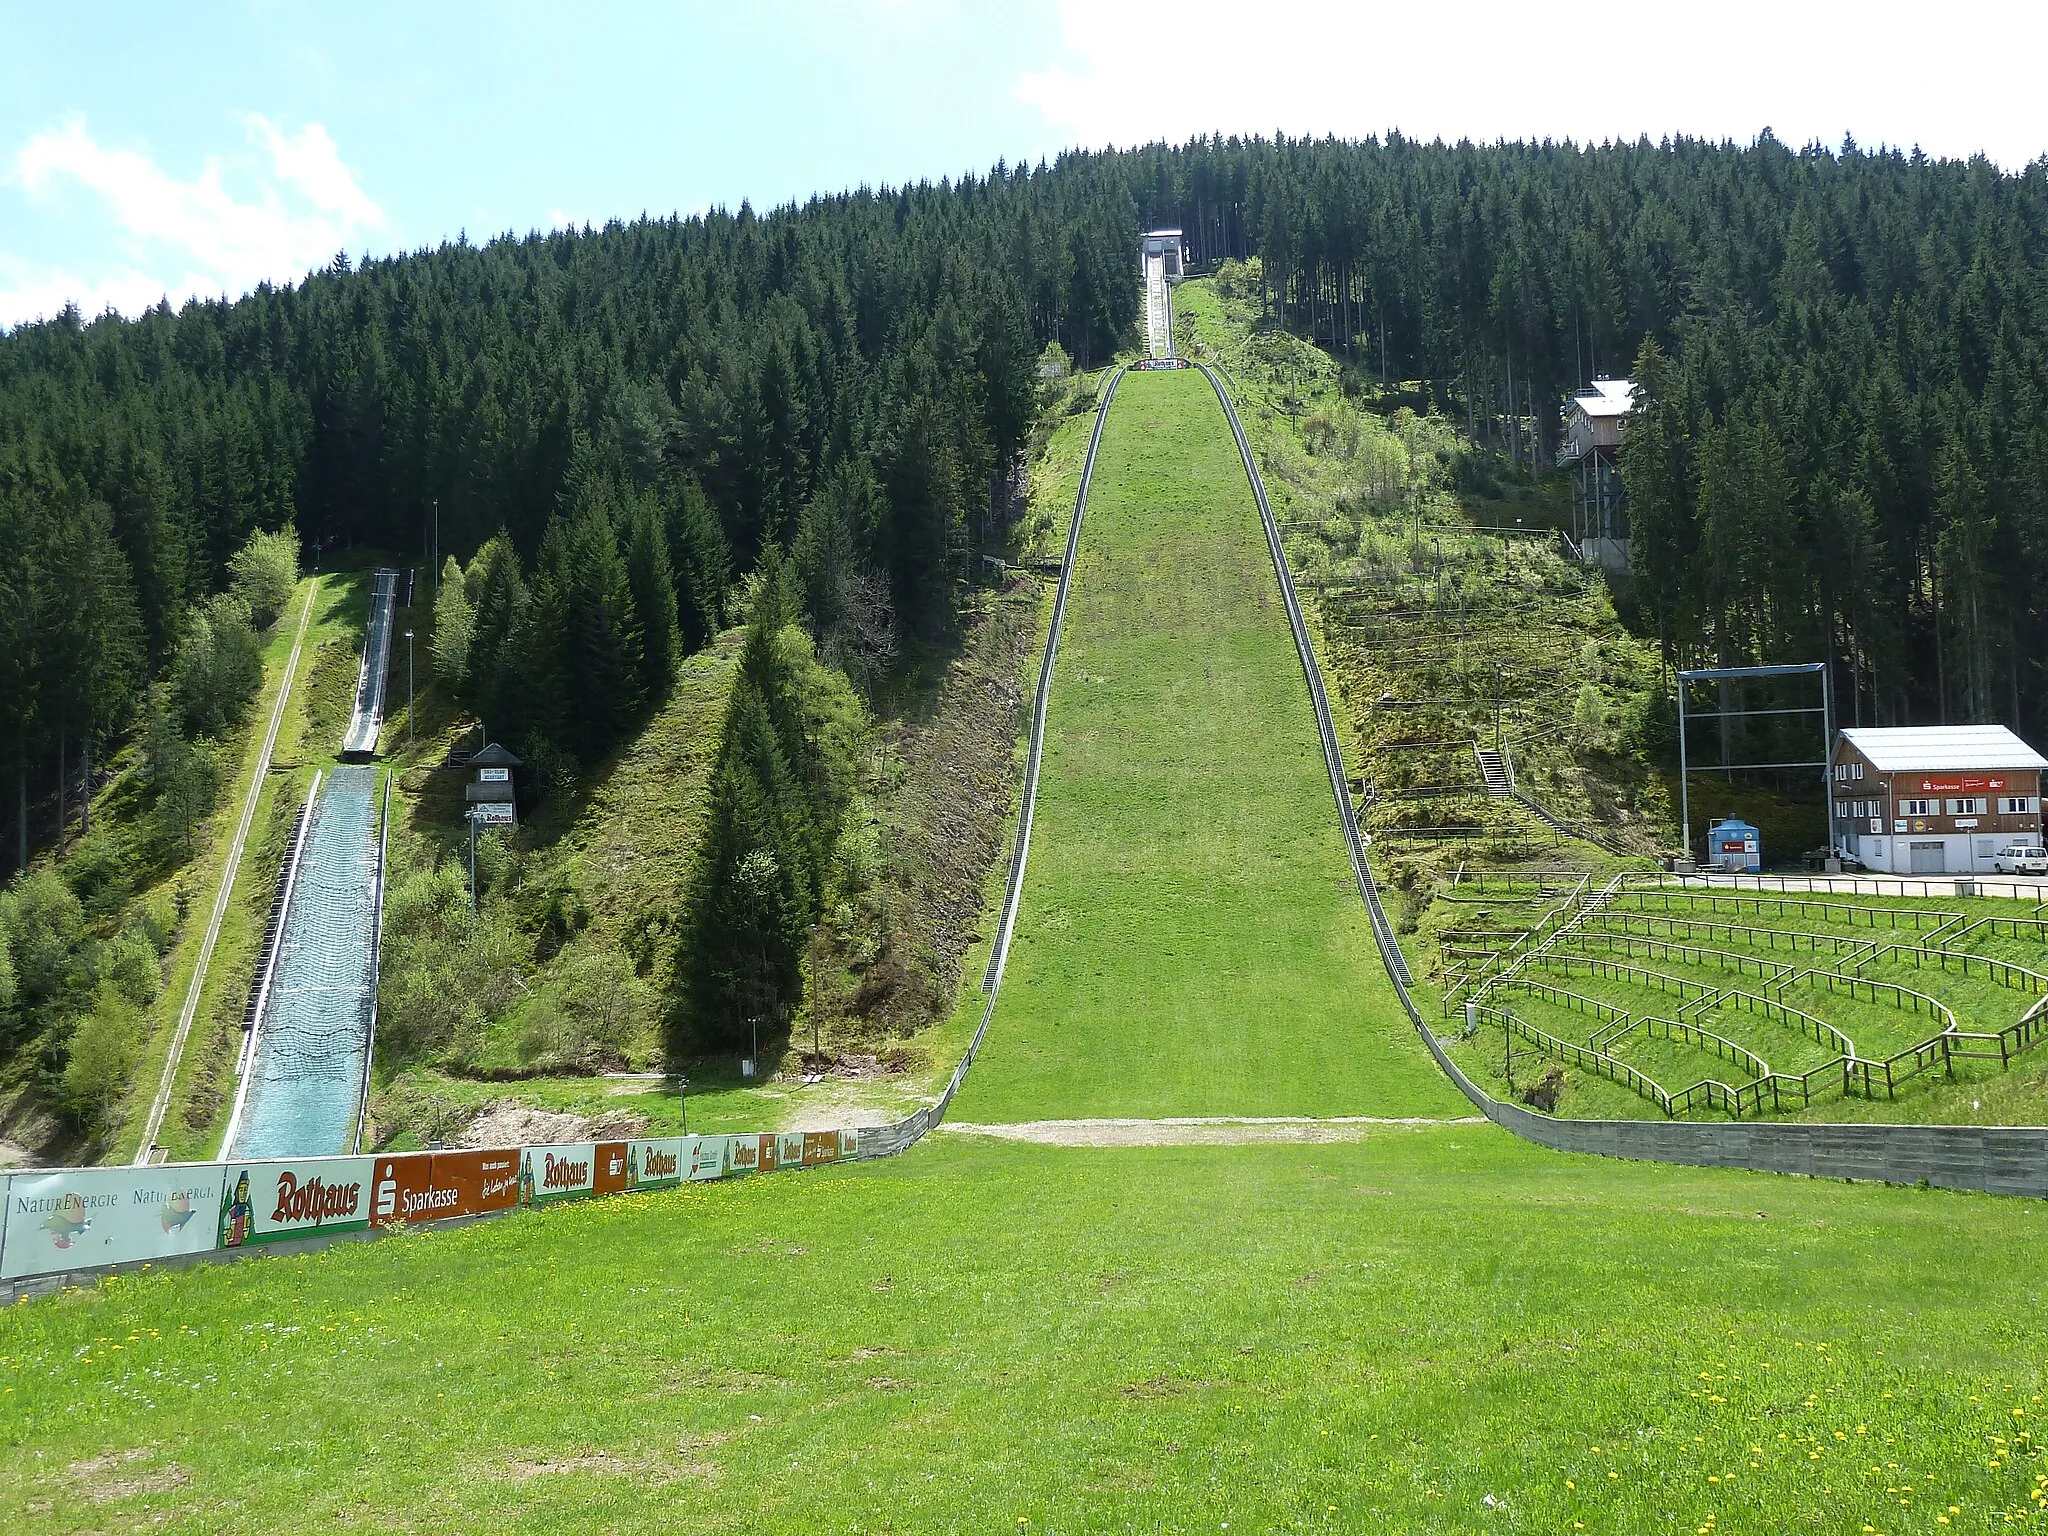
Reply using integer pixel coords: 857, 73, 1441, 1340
1475, 745, 1512, 796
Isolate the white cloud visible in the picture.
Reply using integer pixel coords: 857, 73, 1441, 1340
2, 114, 385, 329
1018, 0, 2048, 169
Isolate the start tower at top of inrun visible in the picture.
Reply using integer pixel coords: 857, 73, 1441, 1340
1141, 228, 1184, 278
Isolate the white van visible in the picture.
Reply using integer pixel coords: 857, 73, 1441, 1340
1992, 844, 2047, 875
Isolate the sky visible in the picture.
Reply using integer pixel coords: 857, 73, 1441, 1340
4, 0, 2047, 330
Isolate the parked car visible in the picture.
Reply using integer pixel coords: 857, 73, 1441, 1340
1991, 843, 2048, 876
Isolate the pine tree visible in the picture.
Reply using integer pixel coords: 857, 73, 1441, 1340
623, 495, 679, 705
880, 392, 963, 641
536, 505, 644, 755
667, 680, 809, 1057
665, 480, 733, 654
432, 555, 474, 693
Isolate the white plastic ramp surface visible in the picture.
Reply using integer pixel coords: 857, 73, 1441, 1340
340, 568, 398, 758
223, 765, 386, 1160
1145, 253, 1170, 357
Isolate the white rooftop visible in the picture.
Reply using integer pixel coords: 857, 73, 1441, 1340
1141, 228, 1183, 238
1569, 378, 1637, 417
1840, 725, 2048, 773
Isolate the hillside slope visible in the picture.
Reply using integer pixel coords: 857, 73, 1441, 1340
951, 367, 1465, 1122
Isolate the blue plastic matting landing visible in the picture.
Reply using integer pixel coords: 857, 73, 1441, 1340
227, 765, 382, 1160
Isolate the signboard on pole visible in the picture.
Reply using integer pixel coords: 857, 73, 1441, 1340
218, 1157, 374, 1249
2, 1165, 223, 1280
469, 802, 515, 827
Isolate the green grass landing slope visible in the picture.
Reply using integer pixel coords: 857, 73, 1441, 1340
6, 1134, 2047, 1533
950, 368, 1464, 1122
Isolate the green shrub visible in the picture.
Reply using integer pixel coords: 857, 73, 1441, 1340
172, 594, 264, 737
227, 526, 300, 629
59, 982, 141, 1131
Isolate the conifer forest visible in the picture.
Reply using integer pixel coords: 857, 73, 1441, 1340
5, 131, 2047, 911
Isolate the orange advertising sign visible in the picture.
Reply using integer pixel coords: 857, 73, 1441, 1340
368, 1153, 440, 1227
593, 1141, 632, 1196
417, 1148, 522, 1219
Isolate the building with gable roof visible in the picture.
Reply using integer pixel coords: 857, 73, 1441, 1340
1830, 724, 2045, 872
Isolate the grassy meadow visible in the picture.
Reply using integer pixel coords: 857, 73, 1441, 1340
949, 367, 1466, 1123
6, 1133, 2048, 1533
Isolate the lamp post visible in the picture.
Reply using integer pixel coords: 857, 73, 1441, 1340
678, 1075, 689, 1136
404, 629, 415, 748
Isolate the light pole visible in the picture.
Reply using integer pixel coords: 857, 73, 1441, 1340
404, 630, 415, 748
678, 1075, 689, 1136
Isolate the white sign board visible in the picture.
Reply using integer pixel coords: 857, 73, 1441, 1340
516, 1143, 595, 1203
470, 802, 515, 826
626, 1138, 685, 1189
218, 1157, 375, 1249
3, 1166, 223, 1280
685, 1135, 728, 1181
478, 766, 510, 782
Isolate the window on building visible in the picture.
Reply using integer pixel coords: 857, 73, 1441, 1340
1900, 799, 1935, 818
1947, 797, 1988, 816
2001, 796, 2039, 815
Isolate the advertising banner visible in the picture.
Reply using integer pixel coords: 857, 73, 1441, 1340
777, 1131, 806, 1169
218, 1157, 374, 1249
407, 1148, 521, 1220
1911, 774, 2010, 795
728, 1134, 762, 1174
593, 1141, 632, 1196
626, 1138, 685, 1190
840, 1128, 861, 1160
515, 1143, 596, 1204
367, 1152, 505, 1228
801, 1131, 843, 1168
683, 1135, 725, 1182
3, 1165, 223, 1280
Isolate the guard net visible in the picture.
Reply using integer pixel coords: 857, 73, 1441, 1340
228, 765, 384, 1159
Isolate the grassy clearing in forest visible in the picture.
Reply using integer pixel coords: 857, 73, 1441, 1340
949, 367, 1464, 1123
6, 1133, 2048, 1533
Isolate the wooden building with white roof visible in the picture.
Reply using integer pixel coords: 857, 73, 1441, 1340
1830, 725, 2045, 873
